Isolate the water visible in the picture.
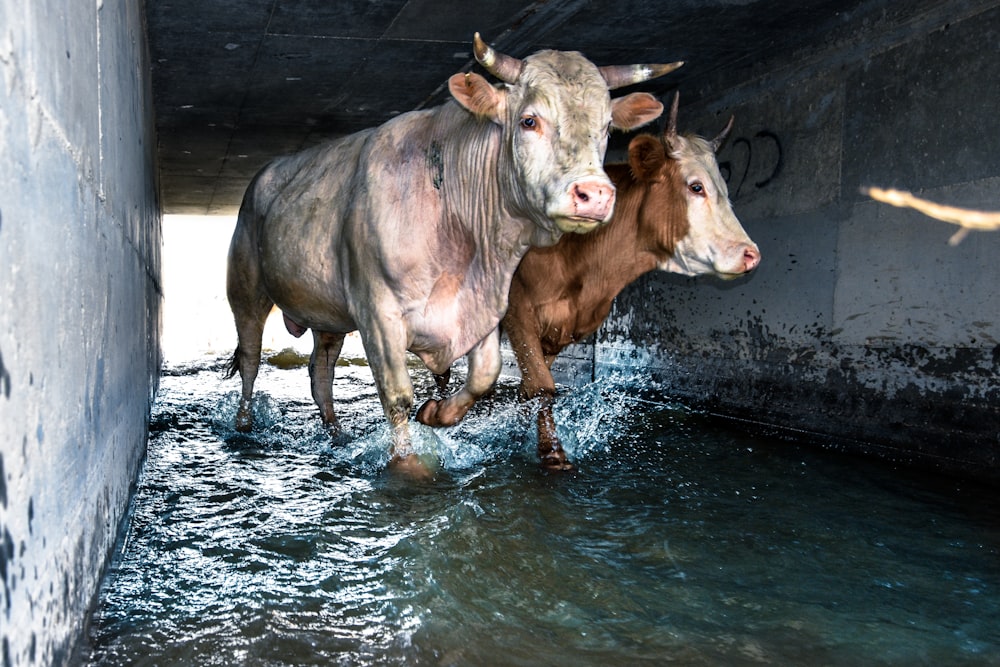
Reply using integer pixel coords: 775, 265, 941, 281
82, 344, 1000, 666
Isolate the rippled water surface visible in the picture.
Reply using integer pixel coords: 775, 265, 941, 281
83, 346, 1000, 666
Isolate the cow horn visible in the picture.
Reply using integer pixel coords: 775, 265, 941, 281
664, 91, 680, 142
711, 115, 735, 152
599, 61, 684, 90
473, 32, 524, 83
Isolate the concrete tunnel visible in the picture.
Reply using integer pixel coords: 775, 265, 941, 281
1, 0, 999, 664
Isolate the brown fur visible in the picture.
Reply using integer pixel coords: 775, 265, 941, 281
504, 137, 689, 393
501, 132, 713, 469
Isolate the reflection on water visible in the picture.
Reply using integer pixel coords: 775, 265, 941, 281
82, 351, 1000, 666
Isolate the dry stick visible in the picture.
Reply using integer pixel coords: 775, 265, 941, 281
863, 186, 1000, 246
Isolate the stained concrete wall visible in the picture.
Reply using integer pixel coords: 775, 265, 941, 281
0, 0, 160, 664
566, 0, 1000, 482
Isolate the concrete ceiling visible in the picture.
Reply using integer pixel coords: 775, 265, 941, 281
147, 0, 872, 215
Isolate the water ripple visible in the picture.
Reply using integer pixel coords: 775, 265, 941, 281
83, 357, 1000, 666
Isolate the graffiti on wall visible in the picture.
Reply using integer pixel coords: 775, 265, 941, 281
719, 130, 783, 199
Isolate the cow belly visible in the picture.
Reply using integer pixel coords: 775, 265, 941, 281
410, 312, 497, 375
283, 307, 356, 335
259, 254, 354, 333
269, 285, 355, 334
409, 323, 475, 375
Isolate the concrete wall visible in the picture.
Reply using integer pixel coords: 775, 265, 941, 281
566, 0, 999, 482
0, 0, 160, 664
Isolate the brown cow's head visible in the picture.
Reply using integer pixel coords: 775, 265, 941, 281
448, 34, 681, 244
629, 93, 760, 278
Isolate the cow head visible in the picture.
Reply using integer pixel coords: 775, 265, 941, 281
449, 33, 681, 242
629, 93, 760, 279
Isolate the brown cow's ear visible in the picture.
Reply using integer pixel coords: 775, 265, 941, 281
449, 72, 505, 123
628, 134, 666, 182
611, 92, 664, 131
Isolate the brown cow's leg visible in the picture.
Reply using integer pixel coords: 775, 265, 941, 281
537, 353, 573, 469
309, 330, 345, 434
505, 315, 574, 470
535, 389, 572, 471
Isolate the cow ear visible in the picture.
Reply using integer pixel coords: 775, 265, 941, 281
611, 92, 664, 131
628, 134, 666, 182
449, 72, 506, 123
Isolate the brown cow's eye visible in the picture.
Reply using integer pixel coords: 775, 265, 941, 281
520, 115, 537, 130
689, 181, 705, 195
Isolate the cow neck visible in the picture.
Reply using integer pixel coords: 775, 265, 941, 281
431, 103, 537, 298
646, 154, 690, 255
564, 162, 663, 296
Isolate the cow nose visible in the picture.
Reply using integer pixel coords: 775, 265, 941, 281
571, 179, 615, 221
743, 246, 761, 272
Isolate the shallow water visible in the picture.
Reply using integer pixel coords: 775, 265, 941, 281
83, 346, 1000, 666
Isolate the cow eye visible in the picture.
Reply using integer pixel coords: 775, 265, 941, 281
689, 181, 705, 196
520, 115, 537, 130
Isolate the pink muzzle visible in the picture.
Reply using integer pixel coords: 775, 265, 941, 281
570, 178, 616, 222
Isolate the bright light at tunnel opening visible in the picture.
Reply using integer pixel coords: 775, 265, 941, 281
161, 214, 314, 366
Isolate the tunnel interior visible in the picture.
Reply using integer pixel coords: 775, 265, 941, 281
150, 0, 889, 215
1, 1, 999, 665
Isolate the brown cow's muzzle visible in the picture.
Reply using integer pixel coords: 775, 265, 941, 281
742, 245, 761, 272
715, 243, 761, 279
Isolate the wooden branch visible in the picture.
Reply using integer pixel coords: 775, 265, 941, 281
863, 186, 1000, 245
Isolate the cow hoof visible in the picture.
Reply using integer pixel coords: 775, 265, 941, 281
539, 454, 575, 472
235, 411, 253, 433
415, 399, 443, 426
389, 453, 437, 482
322, 419, 343, 439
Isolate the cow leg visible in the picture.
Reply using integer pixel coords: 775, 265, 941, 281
358, 317, 432, 480
309, 330, 345, 434
536, 353, 573, 471
230, 309, 270, 433
226, 224, 273, 433
416, 328, 501, 427
534, 389, 571, 470
506, 318, 573, 471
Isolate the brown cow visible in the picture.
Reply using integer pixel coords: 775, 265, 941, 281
429, 94, 760, 469
226, 34, 681, 478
